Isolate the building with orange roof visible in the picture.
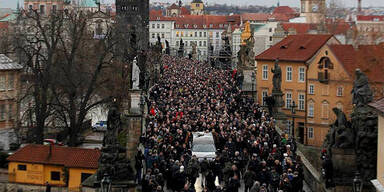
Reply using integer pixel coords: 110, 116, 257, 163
8, 144, 100, 190
355, 15, 384, 45
255, 34, 340, 145
149, 9, 241, 60
256, 34, 384, 147
369, 97, 384, 191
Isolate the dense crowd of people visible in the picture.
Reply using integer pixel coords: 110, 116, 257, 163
137, 56, 304, 192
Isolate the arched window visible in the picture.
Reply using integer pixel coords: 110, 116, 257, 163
321, 101, 329, 119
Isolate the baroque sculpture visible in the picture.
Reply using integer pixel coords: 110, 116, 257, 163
165, 40, 170, 55
351, 69, 378, 182
132, 57, 140, 90
97, 101, 135, 182
271, 58, 282, 92
178, 38, 184, 58
351, 69, 373, 107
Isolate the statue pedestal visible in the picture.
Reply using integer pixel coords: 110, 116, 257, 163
328, 147, 356, 191
272, 90, 286, 119
129, 89, 142, 114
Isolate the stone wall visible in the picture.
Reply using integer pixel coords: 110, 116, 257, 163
0, 183, 67, 192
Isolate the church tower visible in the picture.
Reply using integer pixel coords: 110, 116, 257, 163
190, 0, 204, 15
300, 0, 325, 24
115, 0, 149, 51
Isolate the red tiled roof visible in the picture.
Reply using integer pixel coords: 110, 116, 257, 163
241, 13, 270, 22
7, 144, 101, 169
369, 97, 384, 114
326, 22, 350, 35
329, 44, 384, 83
150, 9, 163, 17
256, 34, 333, 62
180, 7, 190, 15
241, 12, 295, 22
167, 3, 179, 10
273, 6, 296, 15
0, 22, 8, 30
281, 23, 314, 34
174, 15, 241, 29
357, 15, 384, 22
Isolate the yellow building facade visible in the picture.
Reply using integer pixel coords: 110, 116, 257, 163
190, 0, 204, 15
369, 98, 384, 191
255, 34, 339, 145
7, 144, 100, 191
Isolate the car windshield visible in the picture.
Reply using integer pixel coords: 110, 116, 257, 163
192, 144, 216, 152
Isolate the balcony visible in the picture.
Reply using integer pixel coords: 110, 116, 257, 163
318, 70, 329, 84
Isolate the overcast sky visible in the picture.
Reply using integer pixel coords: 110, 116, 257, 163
0, 0, 382, 9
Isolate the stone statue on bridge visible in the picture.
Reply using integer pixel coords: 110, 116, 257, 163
272, 59, 282, 92
132, 57, 140, 90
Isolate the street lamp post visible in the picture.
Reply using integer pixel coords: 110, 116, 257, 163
101, 173, 112, 192
251, 72, 255, 101
290, 101, 297, 138
353, 172, 363, 192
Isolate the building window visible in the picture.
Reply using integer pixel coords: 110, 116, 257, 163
308, 102, 314, 117
308, 127, 314, 139
181, 32, 184, 37
176, 32, 179, 37
199, 41, 202, 46
40, 5, 45, 15
161, 24, 165, 29
286, 66, 292, 81
151, 33, 155, 38
195, 32, 197, 37
176, 41, 179, 46
298, 93, 305, 110
18, 164, 26, 171
285, 92, 292, 108
269, 28, 272, 32
157, 24, 160, 29
269, 36, 272, 41
52, 5, 57, 13
8, 104, 13, 120
262, 65, 268, 80
81, 173, 93, 183
203, 41, 206, 46
309, 84, 314, 94
199, 32, 202, 37
0, 104, 4, 121
161, 33, 165, 38
216, 32, 219, 38
51, 171, 61, 181
337, 86, 343, 96
204, 32, 207, 37
262, 90, 268, 106
321, 101, 329, 119
152, 24, 155, 29
185, 41, 188, 47
322, 85, 329, 95
299, 67, 305, 82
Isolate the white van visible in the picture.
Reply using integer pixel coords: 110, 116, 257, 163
192, 132, 217, 161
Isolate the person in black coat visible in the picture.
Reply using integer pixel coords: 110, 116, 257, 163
226, 175, 240, 192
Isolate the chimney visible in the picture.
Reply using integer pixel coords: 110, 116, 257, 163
358, 0, 362, 13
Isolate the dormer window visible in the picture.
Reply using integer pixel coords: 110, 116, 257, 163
219, 24, 223, 28
209, 24, 213, 28
184, 24, 189, 28
176, 24, 180, 28
194, 24, 197, 28
203, 25, 207, 28
157, 17, 160, 20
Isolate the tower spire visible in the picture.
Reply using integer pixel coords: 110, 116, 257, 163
16, 0, 20, 12
277, 0, 280, 7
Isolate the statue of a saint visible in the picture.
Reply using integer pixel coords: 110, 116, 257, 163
351, 69, 373, 106
165, 40, 170, 55
132, 57, 140, 90
271, 59, 282, 92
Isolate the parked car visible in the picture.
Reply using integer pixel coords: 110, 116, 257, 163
192, 132, 216, 161
43, 139, 63, 146
92, 121, 107, 132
